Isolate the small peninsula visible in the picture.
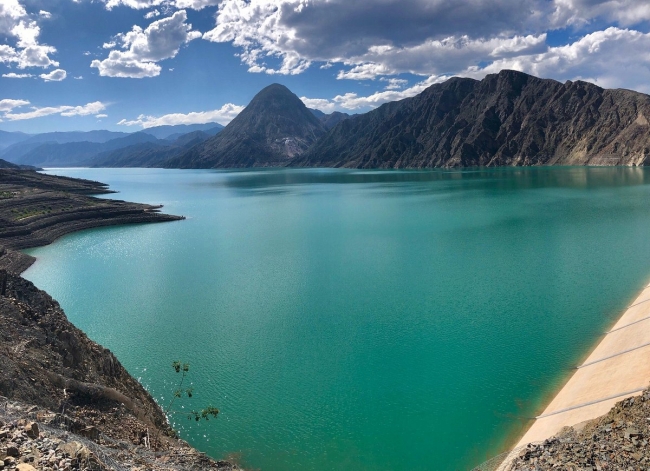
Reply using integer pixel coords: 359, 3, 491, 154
0, 169, 183, 272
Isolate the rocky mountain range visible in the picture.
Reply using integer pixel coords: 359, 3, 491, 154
162, 70, 650, 169
296, 69, 650, 168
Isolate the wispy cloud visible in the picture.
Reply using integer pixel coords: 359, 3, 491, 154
117, 103, 244, 127
2, 72, 32, 78
0, 100, 108, 120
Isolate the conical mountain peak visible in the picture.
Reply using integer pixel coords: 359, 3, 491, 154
165, 83, 327, 168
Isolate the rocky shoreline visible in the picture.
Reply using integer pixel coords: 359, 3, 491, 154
0, 170, 239, 470
505, 391, 650, 470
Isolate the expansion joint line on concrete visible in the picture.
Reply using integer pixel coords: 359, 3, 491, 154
535, 387, 647, 419
606, 314, 650, 334
577, 341, 650, 369
627, 297, 650, 309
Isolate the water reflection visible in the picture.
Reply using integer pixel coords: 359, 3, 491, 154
197, 166, 650, 194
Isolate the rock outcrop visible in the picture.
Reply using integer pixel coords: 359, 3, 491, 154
0, 272, 168, 431
295, 69, 650, 168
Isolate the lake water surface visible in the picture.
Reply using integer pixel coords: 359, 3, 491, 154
23, 167, 650, 470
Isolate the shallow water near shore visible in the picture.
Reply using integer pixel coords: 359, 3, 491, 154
22, 166, 650, 470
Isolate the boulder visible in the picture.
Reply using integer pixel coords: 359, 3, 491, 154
23, 422, 38, 439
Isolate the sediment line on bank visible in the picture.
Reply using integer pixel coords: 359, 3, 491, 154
0, 169, 184, 273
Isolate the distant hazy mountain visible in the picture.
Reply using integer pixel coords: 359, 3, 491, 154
165, 84, 327, 168
9, 132, 161, 167
0, 130, 132, 163
309, 108, 353, 129
0, 125, 225, 165
22, 130, 131, 145
142, 122, 224, 140
308, 108, 352, 129
0, 131, 31, 150
309, 108, 325, 119
12, 70, 650, 171
91, 142, 173, 168
92, 131, 214, 167
295, 69, 650, 168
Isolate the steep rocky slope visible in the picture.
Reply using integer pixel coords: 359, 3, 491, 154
0, 272, 239, 470
165, 84, 327, 168
295, 69, 650, 168
0, 272, 168, 430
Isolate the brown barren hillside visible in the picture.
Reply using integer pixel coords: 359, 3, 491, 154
294, 69, 650, 169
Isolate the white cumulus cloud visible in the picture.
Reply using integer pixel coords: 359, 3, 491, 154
0, 0, 59, 69
551, 0, 650, 27
172, 0, 220, 10
40, 68, 66, 81
85, 0, 650, 92
104, 0, 167, 9
117, 103, 244, 127
301, 75, 448, 112
91, 10, 201, 78
201, 0, 553, 76
461, 27, 650, 93
0, 99, 30, 112
381, 78, 408, 90
103, 0, 219, 9
302, 25, 650, 114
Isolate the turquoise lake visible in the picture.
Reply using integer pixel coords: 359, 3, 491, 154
22, 167, 650, 470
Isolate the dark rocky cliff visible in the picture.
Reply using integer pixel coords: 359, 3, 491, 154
165, 84, 327, 168
294, 70, 650, 168
0, 272, 167, 430
0, 272, 239, 470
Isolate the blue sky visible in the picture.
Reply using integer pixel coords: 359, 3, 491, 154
1, 0, 650, 134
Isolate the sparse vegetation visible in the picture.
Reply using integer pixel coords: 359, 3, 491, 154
13, 207, 49, 220
166, 360, 219, 423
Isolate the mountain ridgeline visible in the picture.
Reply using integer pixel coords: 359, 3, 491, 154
296, 70, 650, 168
0, 123, 224, 168
4, 70, 650, 169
